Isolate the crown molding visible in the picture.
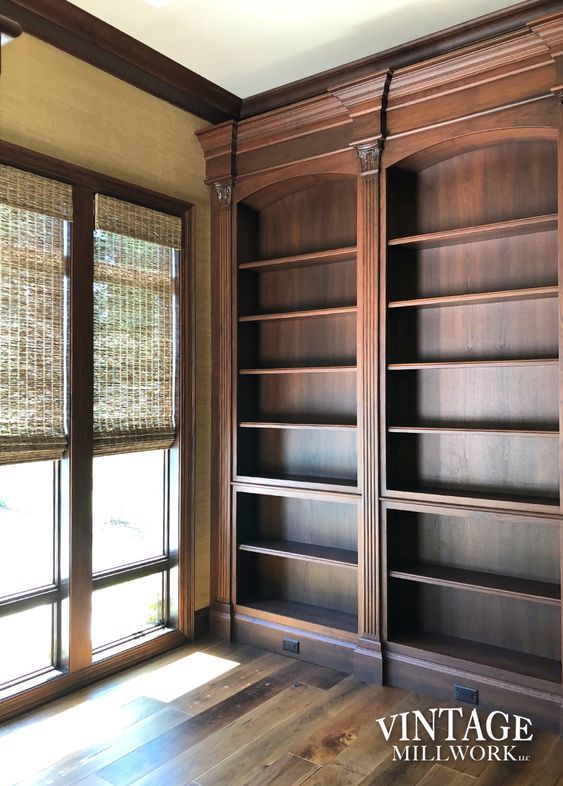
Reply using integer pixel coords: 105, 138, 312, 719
3, 0, 563, 127
0, 0, 241, 123
240, 0, 563, 119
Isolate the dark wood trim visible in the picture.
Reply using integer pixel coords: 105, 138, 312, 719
4, 0, 563, 128
240, 0, 563, 118
194, 606, 210, 639
0, 140, 191, 216
68, 184, 94, 674
92, 557, 172, 592
0, 11, 21, 37
178, 207, 197, 638
0, 0, 240, 123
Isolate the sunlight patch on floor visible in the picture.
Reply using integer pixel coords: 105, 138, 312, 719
127, 650, 240, 702
0, 651, 239, 784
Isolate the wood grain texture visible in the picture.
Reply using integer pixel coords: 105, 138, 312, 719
1, 643, 561, 785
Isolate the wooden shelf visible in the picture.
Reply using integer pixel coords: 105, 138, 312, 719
239, 598, 358, 635
239, 246, 357, 272
388, 425, 559, 438
390, 562, 560, 605
388, 214, 558, 249
239, 305, 357, 323
239, 365, 357, 375
240, 421, 357, 431
388, 286, 558, 310
384, 487, 560, 513
235, 473, 359, 494
389, 631, 561, 685
388, 358, 559, 371
239, 539, 358, 569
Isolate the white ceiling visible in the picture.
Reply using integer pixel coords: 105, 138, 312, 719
68, 0, 520, 98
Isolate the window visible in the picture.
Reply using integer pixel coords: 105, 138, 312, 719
0, 166, 70, 688
91, 195, 181, 653
0, 159, 192, 705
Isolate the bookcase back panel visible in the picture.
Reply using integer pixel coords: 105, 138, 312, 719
388, 299, 558, 362
239, 373, 357, 421
254, 261, 357, 313
238, 314, 357, 367
388, 140, 557, 237
387, 367, 559, 428
254, 555, 358, 615
237, 493, 358, 552
388, 432, 559, 500
258, 180, 357, 259
388, 232, 558, 301
238, 429, 357, 482
389, 581, 561, 661
386, 509, 560, 583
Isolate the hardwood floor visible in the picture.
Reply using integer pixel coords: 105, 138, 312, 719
0, 640, 561, 785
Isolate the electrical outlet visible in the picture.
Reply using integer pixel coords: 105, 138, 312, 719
454, 684, 479, 705
282, 637, 300, 654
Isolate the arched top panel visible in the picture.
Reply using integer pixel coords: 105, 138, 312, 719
237, 173, 357, 262
386, 129, 558, 239
393, 127, 557, 173
240, 172, 357, 211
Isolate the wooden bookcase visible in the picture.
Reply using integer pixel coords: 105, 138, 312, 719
198, 10, 563, 730
233, 178, 361, 638
383, 139, 559, 511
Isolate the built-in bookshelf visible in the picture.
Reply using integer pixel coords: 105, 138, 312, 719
382, 138, 561, 692
234, 177, 360, 635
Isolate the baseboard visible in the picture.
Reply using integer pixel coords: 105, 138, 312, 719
385, 650, 561, 734
354, 639, 383, 684
233, 612, 358, 673
194, 606, 210, 639
210, 601, 233, 640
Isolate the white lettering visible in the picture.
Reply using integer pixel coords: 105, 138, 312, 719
412, 709, 438, 741
462, 709, 485, 741
514, 716, 534, 742
485, 711, 510, 741
438, 707, 463, 741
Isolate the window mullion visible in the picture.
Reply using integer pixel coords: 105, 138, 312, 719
68, 185, 94, 672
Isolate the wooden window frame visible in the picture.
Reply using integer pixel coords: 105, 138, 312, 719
0, 140, 196, 723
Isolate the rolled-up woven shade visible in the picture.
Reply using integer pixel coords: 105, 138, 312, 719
0, 165, 71, 465
93, 195, 180, 455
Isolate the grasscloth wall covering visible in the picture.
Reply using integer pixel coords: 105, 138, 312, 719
0, 33, 211, 610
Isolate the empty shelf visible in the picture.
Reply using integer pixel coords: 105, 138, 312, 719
388, 286, 558, 310
239, 246, 357, 272
388, 214, 558, 249
390, 562, 560, 605
239, 539, 358, 568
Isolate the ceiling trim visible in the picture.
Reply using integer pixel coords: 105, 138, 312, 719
0, 0, 241, 123
240, 0, 563, 118
2, 0, 563, 125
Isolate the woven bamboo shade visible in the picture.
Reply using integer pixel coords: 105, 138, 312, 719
93, 195, 180, 455
0, 164, 71, 465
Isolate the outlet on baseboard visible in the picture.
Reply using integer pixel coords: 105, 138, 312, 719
454, 684, 479, 705
282, 637, 300, 654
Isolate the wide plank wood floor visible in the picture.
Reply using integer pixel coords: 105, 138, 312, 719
0, 639, 561, 785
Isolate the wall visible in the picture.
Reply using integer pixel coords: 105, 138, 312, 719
0, 34, 211, 611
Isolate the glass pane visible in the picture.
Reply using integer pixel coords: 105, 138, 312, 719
0, 461, 54, 597
0, 605, 53, 686
93, 450, 165, 572
92, 573, 163, 650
